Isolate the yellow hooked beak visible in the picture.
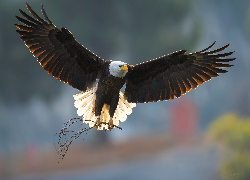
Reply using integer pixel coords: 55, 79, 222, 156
120, 65, 128, 72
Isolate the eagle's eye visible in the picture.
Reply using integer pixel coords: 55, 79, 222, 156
119, 65, 122, 67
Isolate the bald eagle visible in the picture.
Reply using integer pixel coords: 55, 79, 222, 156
15, 3, 235, 130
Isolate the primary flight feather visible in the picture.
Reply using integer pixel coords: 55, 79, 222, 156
15, 3, 235, 130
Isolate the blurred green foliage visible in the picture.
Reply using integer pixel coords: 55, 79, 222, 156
207, 113, 250, 149
220, 151, 250, 180
207, 113, 250, 180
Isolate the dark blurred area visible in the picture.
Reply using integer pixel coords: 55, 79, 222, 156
0, 0, 250, 179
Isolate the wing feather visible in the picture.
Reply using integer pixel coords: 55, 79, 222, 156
125, 42, 235, 103
15, 3, 106, 91
181, 76, 192, 91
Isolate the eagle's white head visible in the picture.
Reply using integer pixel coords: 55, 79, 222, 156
109, 61, 128, 78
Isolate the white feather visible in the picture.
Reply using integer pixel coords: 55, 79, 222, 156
74, 88, 136, 130
109, 61, 127, 78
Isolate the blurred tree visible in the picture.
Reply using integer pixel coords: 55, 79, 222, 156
207, 113, 250, 150
207, 113, 250, 180
220, 151, 250, 180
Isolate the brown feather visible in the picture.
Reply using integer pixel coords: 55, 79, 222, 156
15, 3, 105, 91
125, 42, 235, 103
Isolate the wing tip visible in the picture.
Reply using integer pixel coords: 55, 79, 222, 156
41, 3, 52, 24
224, 43, 230, 49
26, 2, 30, 9
199, 41, 216, 53
15, 29, 22, 34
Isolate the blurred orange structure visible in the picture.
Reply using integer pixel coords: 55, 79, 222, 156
169, 97, 199, 143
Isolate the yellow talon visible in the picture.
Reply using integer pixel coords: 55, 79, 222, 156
95, 117, 101, 129
108, 119, 114, 131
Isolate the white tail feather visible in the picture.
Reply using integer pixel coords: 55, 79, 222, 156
73, 88, 136, 130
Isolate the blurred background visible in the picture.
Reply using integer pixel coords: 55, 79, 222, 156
1, 0, 250, 179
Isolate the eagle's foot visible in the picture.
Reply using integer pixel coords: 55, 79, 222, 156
94, 116, 101, 129
108, 119, 114, 131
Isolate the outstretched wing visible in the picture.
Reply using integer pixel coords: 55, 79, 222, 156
15, 3, 106, 91
125, 42, 235, 103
